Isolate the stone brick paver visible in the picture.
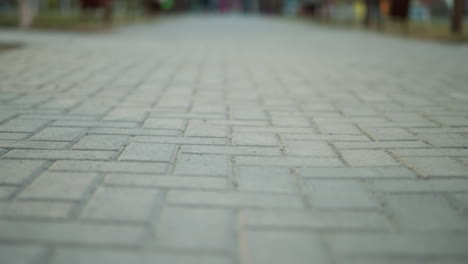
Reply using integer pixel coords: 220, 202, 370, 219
1, 16, 468, 264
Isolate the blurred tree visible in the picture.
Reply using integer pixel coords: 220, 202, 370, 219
79, 0, 113, 22
389, 0, 409, 22
102, 0, 112, 22
451, 0, 465, 33
18, 0, 38, 28
143, 0, 161, 15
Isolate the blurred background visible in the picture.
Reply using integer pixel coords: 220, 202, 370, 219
0, 0, 467, 40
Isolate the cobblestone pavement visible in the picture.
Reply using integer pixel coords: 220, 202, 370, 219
1, 15, 468, 264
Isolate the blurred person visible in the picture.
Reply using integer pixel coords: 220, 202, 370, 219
380, 0, 390, 15
219, 0, 230, 12
410, 0, 431, 22
283, 0, 300, 15
364, 0, 382, 27
200, 0, 210, 10
144, 0, 161, 15
300, 0, 320, 16
242, 0, 252, 13
354, 0, 366, 21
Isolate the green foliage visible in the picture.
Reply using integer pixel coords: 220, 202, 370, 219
0, 10, 150, 32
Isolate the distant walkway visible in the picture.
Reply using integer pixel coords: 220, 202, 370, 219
1, 15, 468, 264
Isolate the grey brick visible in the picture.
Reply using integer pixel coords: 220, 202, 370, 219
52, 120, 138, 128
0, 112, 15, 123
341, 106, 377, 116
192, 104, 226, 114
235, 156, 343, 167
334, 141, 429, 149
72, 135, 128, 150
362, 127, 416, 141
370, 179, 468, 193
0, 132, 28, 140
103, 108, 147, 122
244, 230, 328, 264
10, 95, 50, 106
237, 166, 296, 193
155, 207, 232, 250
384, 113, 428, 122
230, 110, 266, 120
0, 119, 48, 132
69, 105, 112, 116
134, 136, 228, 145
0, 160, 47, 184
272, 116, 311, 127
0, 245, 47, 264
50, 161, 167, 174
157, 113, 223, 120
186, 121, 227, 137
49, 249, 231, 264
369, 179, 435, 193
452, 193, 468, 210
0, 186, 17, 199
0, 140, 68, 149
410, 127, 468, 134
306, 180, 378, 209
4, 149, 115, 160
234, 126, 315, 134
297, 167, 415, 178
19, 172, 97, 200
339, 258, 467, 264
143, 118, 186, 130
361, 121, 439, 128
119, 143, 175, 162
167, 190, 303, 209
391, 148, 468, 157
317, 123, 362, 135
427, 116, 468, 127
174, 154, 228, 176
241, 210, 390, 230
459, 157, 468, 166
426, 179, 468, 192
281, 134, 370, 141
106, 174, 227, 189
400, 157, 468, 177
0, 220, 145, 246
30, 127, 86, 141
207, 119, 267, 126
340, 150, 399, 167
233, 132, 278, 146
285, 141, 336, 157
418, 133, 468, 148
39, 98, 78, 110
180, 145, 281, 156
19, 113, 99, 121
81, 187, 159, 222
0, 201, 73, 218
88, 128, 180, 136
331, 233, 468, 257
385, 194, 468, 230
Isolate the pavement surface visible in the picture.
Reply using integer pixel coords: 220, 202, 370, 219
1, 15, 468, 264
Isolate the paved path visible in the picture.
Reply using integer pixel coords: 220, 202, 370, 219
1, 16, 468, 264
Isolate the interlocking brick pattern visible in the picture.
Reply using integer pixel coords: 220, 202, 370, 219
1, 16, 468, 264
